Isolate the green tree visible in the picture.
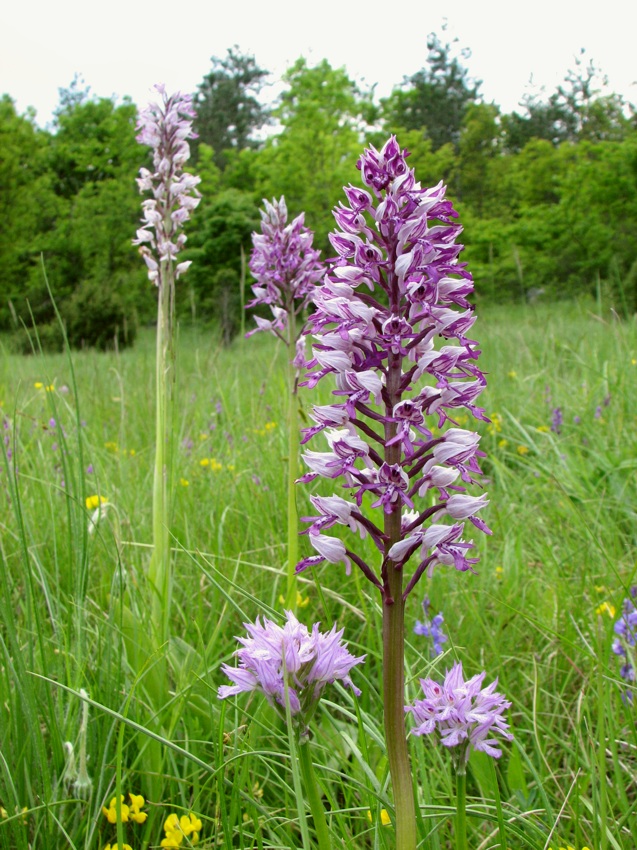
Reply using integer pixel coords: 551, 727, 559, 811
0, 96, 63, 329
193, 46, 270, 170
255, 58, 368, 249
381, 30, 481, 151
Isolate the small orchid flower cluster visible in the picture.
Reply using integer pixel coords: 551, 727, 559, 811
297, 136, 490, 599
406, 662, 513, 767
414, 596, 447, 657
133, 84, 201, 284
612, 588, 637, 689
218, 611, 364, 728
248, 196, 325, 366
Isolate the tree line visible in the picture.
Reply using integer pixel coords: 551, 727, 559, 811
1, 35, 636, 349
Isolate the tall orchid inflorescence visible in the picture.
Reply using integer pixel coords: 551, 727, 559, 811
134, 84, 201, 286
297, 136, 490, 850
247, 198, 325, 609
298, 137, 490, 591
248, 197, 325, 364
134, 85, 200, 659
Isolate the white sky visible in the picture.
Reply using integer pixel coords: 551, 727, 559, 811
3, 0, 636, 128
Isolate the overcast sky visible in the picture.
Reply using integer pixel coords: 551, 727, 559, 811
3, 0, 636, 127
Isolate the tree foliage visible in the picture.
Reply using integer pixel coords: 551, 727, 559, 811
194, 46, 270, 170
382, 30, 481, 151
1, 38, 637, 351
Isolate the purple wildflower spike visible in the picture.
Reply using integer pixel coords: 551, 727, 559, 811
218, 611, 365, 726
612, 592, 637, 693
247, 197, 325, 347
414, 596, 447, 656
406, 661, 513, 764
297, 136, 490, 600
133, 85, 201, 283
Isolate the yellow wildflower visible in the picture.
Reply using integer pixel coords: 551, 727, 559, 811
102, 795, 129, 823
45, 384, 55, 391
596, 602, 616, 618
516, 445, 529, 455
161, 812, 202, 847
104, 844, 132, 850
495, 565, 503, 580
279, 591, 310, 608
486, 412, 502, 435
128, 792, 147, 824
366, 808, 391, 826
34, 382, 44, 389
632, 358, 636, 366
265, 421, 277, 431
498, 439, 508, 449
86, 494, 108, 510
507, 370, 517, 378
595, 585, 606, 593
104, 441, 119, 452
536, 425, 550, 433
180, 478, 190, 487
0, 807, 6, 818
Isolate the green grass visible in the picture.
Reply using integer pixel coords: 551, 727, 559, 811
0, 298, 636, 849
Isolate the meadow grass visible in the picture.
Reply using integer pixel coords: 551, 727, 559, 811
0, 297, 636, 849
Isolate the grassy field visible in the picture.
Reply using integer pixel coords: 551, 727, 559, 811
0, 298, 636, 850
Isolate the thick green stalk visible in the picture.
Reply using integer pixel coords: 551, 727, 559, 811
285, 305, 299, 612
148, 262, 175, 650
298, 739, 332, 850
454, 765, 468, 850
383, 348, 417, 850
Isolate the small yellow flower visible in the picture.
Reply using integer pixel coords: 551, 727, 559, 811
199, 433, 208, 441
631, 358, 636, 366
265, 421, 277, 431
486, 412, 502, 435
495, 565, 503, 580
252, 782, 264, 800
498, 438, 508, 449
0, 807, 6, 818
279, 591, 310, 608
366, 808, 391, 826
45, 384, 55, 392
516, 445, 529, 455
104, 844, 133, 850
102, 795, 129, 823
85, 494, 108, 511
595, 585, 606, 593
507, 370, 517, 378
34, 382, 44, 389
536, 425, 550, 433
180, 478, 190, 487
128, 449, 136, 457
104, 441, 119, 452
596, 602, 616, 618
128, 792, 147, 824
199, 458, 210, 467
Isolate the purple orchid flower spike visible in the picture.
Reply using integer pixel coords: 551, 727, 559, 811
296, 136, 491, 602
247, 197, 325, 348
133, 85, 201, 284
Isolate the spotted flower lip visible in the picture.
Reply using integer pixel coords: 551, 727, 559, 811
296, 136, 489, 599
406, 661, 513, 762
218, 611, 365, 719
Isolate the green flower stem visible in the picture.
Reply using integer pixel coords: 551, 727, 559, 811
148, 260, 175, 651
298, 738, 332, 850
285, 304, 299, 612
383, 349, 417, 850
454, 765, 468, 850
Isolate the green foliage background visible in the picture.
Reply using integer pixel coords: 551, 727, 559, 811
1, 39, 636, 351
